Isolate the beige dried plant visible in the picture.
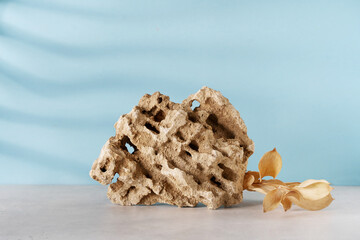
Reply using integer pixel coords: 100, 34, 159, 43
244, 148, 334, 212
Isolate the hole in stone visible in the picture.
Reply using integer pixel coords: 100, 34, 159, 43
100, 158, 111, 172
210, 176, 222, 188
180, 150, 192, 162
125, 143, 135, 154
154, 110, 165, 122
168, 160, 176, 169
196, 163, 203, 171
176, 131, 185, 141
112, 173, 119, 183
193, 176, 201, 185
158, 97, 163, 103
218, 163, 237, 181
155, 164, 162, 170
154, 150, 158, 155
145, 122, 160, 134
120, 136, 138, 154
188, 112, 197, 122
206, 114, 235, 139
145, 172, 152, 179
191, 100, 200, 111
206, 114, 218, 127
141, 106, 157, 116
126, 186, 136, 196
189, 141, 199, 151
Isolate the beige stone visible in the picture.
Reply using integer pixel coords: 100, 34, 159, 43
90, 86, 254, 209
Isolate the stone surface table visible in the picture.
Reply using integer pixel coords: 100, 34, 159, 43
0, 185, 359, 240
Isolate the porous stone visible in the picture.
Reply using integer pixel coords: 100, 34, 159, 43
90, 87, 254, 209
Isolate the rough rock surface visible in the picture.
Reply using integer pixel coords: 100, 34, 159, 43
90, 87, 254, 209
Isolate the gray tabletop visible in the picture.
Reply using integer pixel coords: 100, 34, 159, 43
0, 185, 358, 240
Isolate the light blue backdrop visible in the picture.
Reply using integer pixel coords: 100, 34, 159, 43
0, 0, 359, 185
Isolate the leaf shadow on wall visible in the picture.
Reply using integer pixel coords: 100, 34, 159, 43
0, 139, 88, 177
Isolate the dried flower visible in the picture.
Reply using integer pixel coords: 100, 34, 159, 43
258, 148, 282, 180
244, 148, 334, 212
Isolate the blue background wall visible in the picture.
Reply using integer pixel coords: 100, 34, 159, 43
0, 0, 359, 185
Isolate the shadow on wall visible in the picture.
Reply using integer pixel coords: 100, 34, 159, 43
0, 1, 166, 96
0, 21, 192, 57
0, 139, 88, 176
0, 60, 158, 97
0, 105, 111, 130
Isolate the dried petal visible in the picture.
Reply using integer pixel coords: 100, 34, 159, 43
297, 179, 330, 188
261, 179, 286, 186
243, 174, 255, 190
243, 171, 260, 189
258, 148, 282, 180
263, 188, 285, 212
252, 183, 278, 195
286, 190, 301, 200
285, 182, 301, 187
281, 197, 292, 211
294, 181, 333, 200
288, 193, 334, 211
246, 171, 260, 182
